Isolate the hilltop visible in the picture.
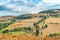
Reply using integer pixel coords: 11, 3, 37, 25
39, 9, 60, 14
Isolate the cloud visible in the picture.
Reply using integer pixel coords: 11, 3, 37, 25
43, 0, 60, 5
0, 0, 11, 5
0, 11, 19, 16
5, 4, 22, 12
0, 0, 60, 16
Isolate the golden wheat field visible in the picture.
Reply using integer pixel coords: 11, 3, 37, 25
3, 17, 60, 35
0, 34, 60, 40
0, 14, 60, 40
6, 18, 41, 30
39, 18, 60, 35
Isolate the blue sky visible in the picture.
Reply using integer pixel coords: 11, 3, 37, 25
0, 0, 60, 16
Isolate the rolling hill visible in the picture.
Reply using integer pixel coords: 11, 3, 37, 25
39, 9, 60, 13
0, 9, 60, 40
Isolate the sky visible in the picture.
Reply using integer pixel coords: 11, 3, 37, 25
0, 0, 60, 16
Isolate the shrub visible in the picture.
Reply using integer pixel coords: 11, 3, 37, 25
48, 33, 60, 37
16, 15, 32, 19
34, 23, 37, 26
0, 23, 10, 29
2, 29, 9, 34
35, 29, 39, 36
0, 19, 16, 29
42, 24, 48, 29
45, 24, 48, 28
23, 27, 31, 32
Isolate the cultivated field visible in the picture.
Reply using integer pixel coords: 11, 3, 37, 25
0, 13, 60, 40
6, 18, 40, 30
0, 34, 60, 40
0, 16, 14, 21
39, 18, 60, 35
